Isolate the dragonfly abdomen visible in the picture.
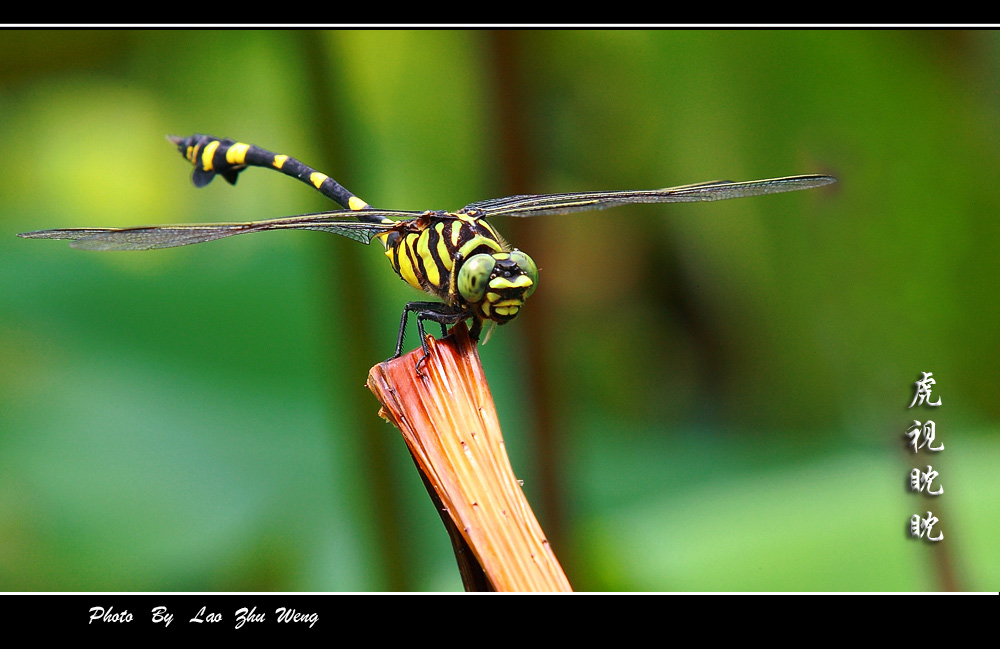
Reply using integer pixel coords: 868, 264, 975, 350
169, 134, 380, 219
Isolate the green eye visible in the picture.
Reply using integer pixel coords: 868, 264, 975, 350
458, 253, 496, 303
509, 250, 538, 298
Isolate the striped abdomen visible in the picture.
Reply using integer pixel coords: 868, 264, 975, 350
170, 133, 378, 217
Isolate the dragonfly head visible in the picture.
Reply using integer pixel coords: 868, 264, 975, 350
458, 249, 538, 325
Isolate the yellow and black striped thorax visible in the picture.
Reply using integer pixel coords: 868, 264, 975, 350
382, 210, 538, 324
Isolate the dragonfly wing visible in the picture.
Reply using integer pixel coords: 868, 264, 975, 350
18, 210, 417, 250
463, 174, 836, 218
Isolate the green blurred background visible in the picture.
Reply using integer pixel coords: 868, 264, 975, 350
2, 30, 997, 592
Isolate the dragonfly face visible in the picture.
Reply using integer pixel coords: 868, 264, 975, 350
458, 250, 538, 324
18, 133, 836, 365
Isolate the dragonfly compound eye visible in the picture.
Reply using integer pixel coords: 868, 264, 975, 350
468, 251, 539, 323
458, 253, 497, 304
508, 250, 538, 299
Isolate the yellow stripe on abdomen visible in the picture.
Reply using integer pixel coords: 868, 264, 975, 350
201, 140, 220, 171
309, 172, 329, 189
348, 196, 370, 211
226, 142, 250, 165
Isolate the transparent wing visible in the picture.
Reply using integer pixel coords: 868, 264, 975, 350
17, 209, 421, 250
463, 174, 837, 218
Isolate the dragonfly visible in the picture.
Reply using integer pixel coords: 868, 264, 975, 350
19, 134, 836, 364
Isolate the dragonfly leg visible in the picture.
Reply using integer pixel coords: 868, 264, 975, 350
468, 317, 483, 341
391, 302, 470, 369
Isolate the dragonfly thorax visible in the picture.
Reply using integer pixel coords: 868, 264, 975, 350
381, 212, 538, 326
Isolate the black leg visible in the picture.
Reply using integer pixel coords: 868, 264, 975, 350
392, 302, 470, 365
468, 317, 483, 341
